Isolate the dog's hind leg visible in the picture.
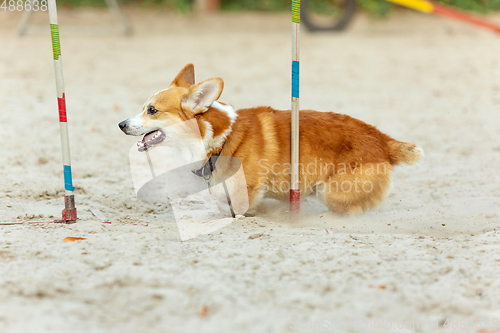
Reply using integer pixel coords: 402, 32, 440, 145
320, 162, 393, 215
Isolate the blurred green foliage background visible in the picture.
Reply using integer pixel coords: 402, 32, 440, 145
56, 0, 500, 17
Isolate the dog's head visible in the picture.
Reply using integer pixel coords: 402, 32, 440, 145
119, 64, 226, 153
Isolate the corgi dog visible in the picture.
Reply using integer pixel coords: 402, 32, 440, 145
119, 64, 423, 215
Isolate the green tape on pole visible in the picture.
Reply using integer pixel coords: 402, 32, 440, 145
292, 0, 300, 24
50, 24, 61, 60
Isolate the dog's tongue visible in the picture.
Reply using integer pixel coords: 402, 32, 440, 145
137, 130, 165, 152
142, 131, 157, 143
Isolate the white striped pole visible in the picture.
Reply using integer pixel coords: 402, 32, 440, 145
290, 0, 300, 217
49, 0, 77, 222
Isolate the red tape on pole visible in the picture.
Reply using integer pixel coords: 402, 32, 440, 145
58, 93, 67, 122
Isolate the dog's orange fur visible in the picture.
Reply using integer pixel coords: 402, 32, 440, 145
123, 64, 423, 214
216, 107, 422, 213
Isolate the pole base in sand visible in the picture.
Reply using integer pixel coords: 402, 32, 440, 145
1, 195, 77, 225
290, 189, 300, 217
60, 208, 77, 223
56, 195, 77, 223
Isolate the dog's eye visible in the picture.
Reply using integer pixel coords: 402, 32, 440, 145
147, 106, 157, 115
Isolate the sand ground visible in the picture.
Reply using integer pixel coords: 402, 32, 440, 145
1, 7, 500, 333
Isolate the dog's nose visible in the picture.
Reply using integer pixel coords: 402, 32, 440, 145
118, 120, 127, 131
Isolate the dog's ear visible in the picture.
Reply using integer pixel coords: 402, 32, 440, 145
181, 78, 224, 114
170, 63, 195, 88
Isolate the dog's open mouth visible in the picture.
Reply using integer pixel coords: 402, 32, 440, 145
137, 130, 166, 152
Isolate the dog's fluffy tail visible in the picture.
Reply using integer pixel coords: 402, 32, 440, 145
388, 140, 424, 166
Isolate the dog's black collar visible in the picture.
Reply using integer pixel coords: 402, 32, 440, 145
192, 153, 220, 180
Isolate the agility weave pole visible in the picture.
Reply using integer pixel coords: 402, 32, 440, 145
49, 0, 77, 223
290, 0, 300, 217
387, 0, 500, 34
0, 0, 77, 226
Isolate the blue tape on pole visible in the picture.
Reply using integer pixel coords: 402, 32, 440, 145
292, 61, 299, 98
64, 165, 75, 191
